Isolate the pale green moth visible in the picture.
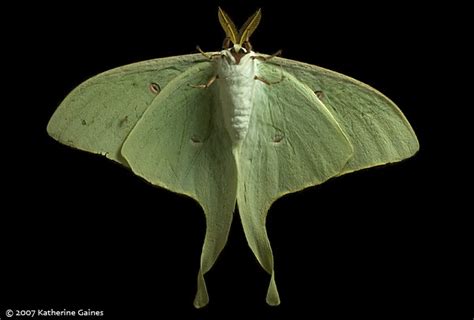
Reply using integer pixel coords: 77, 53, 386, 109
47, 8, 419, 308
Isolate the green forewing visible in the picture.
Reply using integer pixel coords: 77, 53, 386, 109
47, 54, 205, 165
271, 57, 419, 174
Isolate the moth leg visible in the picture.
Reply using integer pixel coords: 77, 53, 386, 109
243, 40, 253, 51
189, 74, 219, 89
254, 72, 284, 85
222, 37, 231, 49
196, 46, 212, 59
252, 49, 282, 62
196, 46, 225, 60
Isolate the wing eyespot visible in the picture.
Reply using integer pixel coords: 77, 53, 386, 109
314, 90, 324, 99
272, 133, 284, 144
190, 135, 203, 145
149, 82, 161, 95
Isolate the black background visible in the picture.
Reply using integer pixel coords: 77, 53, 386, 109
3, 0, 470, 319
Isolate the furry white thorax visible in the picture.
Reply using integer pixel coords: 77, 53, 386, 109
216, 48, 259, 144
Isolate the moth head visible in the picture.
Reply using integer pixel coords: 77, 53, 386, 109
218, 7, 261, 63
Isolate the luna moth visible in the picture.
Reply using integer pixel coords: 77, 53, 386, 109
47, 7, 419, 307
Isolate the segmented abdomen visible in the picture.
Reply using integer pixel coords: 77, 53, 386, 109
220, 76, 255, 142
